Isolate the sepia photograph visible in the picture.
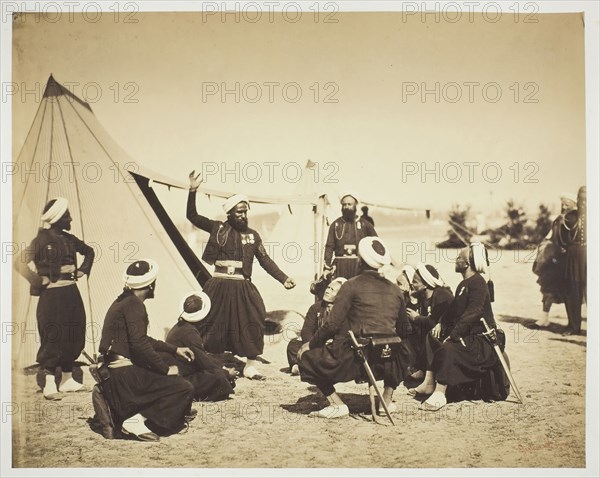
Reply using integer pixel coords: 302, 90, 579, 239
1, 1, 598, 476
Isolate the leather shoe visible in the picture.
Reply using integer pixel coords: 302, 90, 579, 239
121, 427, 160, 442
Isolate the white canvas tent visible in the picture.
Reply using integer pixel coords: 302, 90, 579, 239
12, 76, 202, 368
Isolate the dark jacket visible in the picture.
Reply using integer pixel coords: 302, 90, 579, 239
99, 291, 176, 375
166, 320, 223, 374
16, 227, 94, 291
309, 270, 412, 349
301, 300, 332, 343
448, 273, 496, 341
187, 191, 287, 283
324, 216, 377, 268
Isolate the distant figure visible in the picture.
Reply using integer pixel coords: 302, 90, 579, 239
187, 170, 296, 380
14, 197, 94, 400
361, 205, 375, 227
324, 192, 377, 280
561, 186, 586, 336
531, 193, 576, 328
286, 277, 346, 375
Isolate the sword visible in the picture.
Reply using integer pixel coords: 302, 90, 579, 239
348, 330, 395, 425
480, 318, 524, 404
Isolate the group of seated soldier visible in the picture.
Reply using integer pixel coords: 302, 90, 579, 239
93, 238, 509, 440
289, 238, 509, 418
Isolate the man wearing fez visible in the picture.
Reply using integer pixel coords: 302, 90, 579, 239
298, 237, 413, 419
324, 192, 377, 280
187, 171, 296, 380
15, 197, 94, 400
99, 259, 195, 442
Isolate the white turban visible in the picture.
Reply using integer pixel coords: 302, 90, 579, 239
416, 262, 444, 288
470, 242, 488, 274
358, 237, 391, 269
123, 259, 159, 289
560, 193, 577, 211
41, 197, 68, 229
222, 194, 250, 214
339, 191, 359, 205
180, 290, 211, 323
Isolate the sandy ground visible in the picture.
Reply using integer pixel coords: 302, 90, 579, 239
11, 247, 587, 469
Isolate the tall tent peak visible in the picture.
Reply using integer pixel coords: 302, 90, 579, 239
43, 74, 92, 112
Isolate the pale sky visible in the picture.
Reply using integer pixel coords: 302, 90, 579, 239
11, 8, 587, 217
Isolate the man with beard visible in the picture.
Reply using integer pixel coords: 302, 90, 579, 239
531, 193, 576, 328
99, 259, 195, 441
405, 263, 454, 379
286, 277, 347, 375
298, 237, 413, 419
324, 193, 377, 280
15, 197, 94, 400
186, 171, 296, 380
409, 243, 499, 411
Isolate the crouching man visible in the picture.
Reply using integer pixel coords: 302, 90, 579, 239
99, 259, 195, 441
165, 291, 237, 402
298, 237, 414, 418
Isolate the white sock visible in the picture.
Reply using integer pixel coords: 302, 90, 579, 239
60, 371, 72, 386
122, 413, 151, 435
245, 359, 258, 369
43, 374, 58, 396
425, 391, 447, 408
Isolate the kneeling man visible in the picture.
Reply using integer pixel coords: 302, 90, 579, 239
298, 237, 413, 418
99, 259, 195, 441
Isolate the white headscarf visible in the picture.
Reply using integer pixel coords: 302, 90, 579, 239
222, 194, 250, 214
41, 197, 68, 229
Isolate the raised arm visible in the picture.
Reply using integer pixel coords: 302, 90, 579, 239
187, 170, 216, 233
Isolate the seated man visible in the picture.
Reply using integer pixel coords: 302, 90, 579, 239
165, 291, 236, 402
298, 237, 414, 419
286, 277, 347, 375
405, 263, 454, 378
99, 260, 195, 442
396, 265, 422, 313
410, 244, 500, 411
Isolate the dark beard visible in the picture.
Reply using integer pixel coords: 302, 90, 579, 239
229, 217, 248, 232
342, 209, 356, 221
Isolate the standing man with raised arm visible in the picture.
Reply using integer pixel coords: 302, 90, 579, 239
186, 170, 296, 380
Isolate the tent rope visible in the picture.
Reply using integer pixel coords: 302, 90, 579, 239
56, 95, 98, 359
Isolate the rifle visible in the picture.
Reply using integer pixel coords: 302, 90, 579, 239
348, 330, 395, 425
480, 318, 524, 404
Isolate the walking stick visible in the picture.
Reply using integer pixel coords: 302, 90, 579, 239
348, 331, 395, 425
480, 318, 524, 404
